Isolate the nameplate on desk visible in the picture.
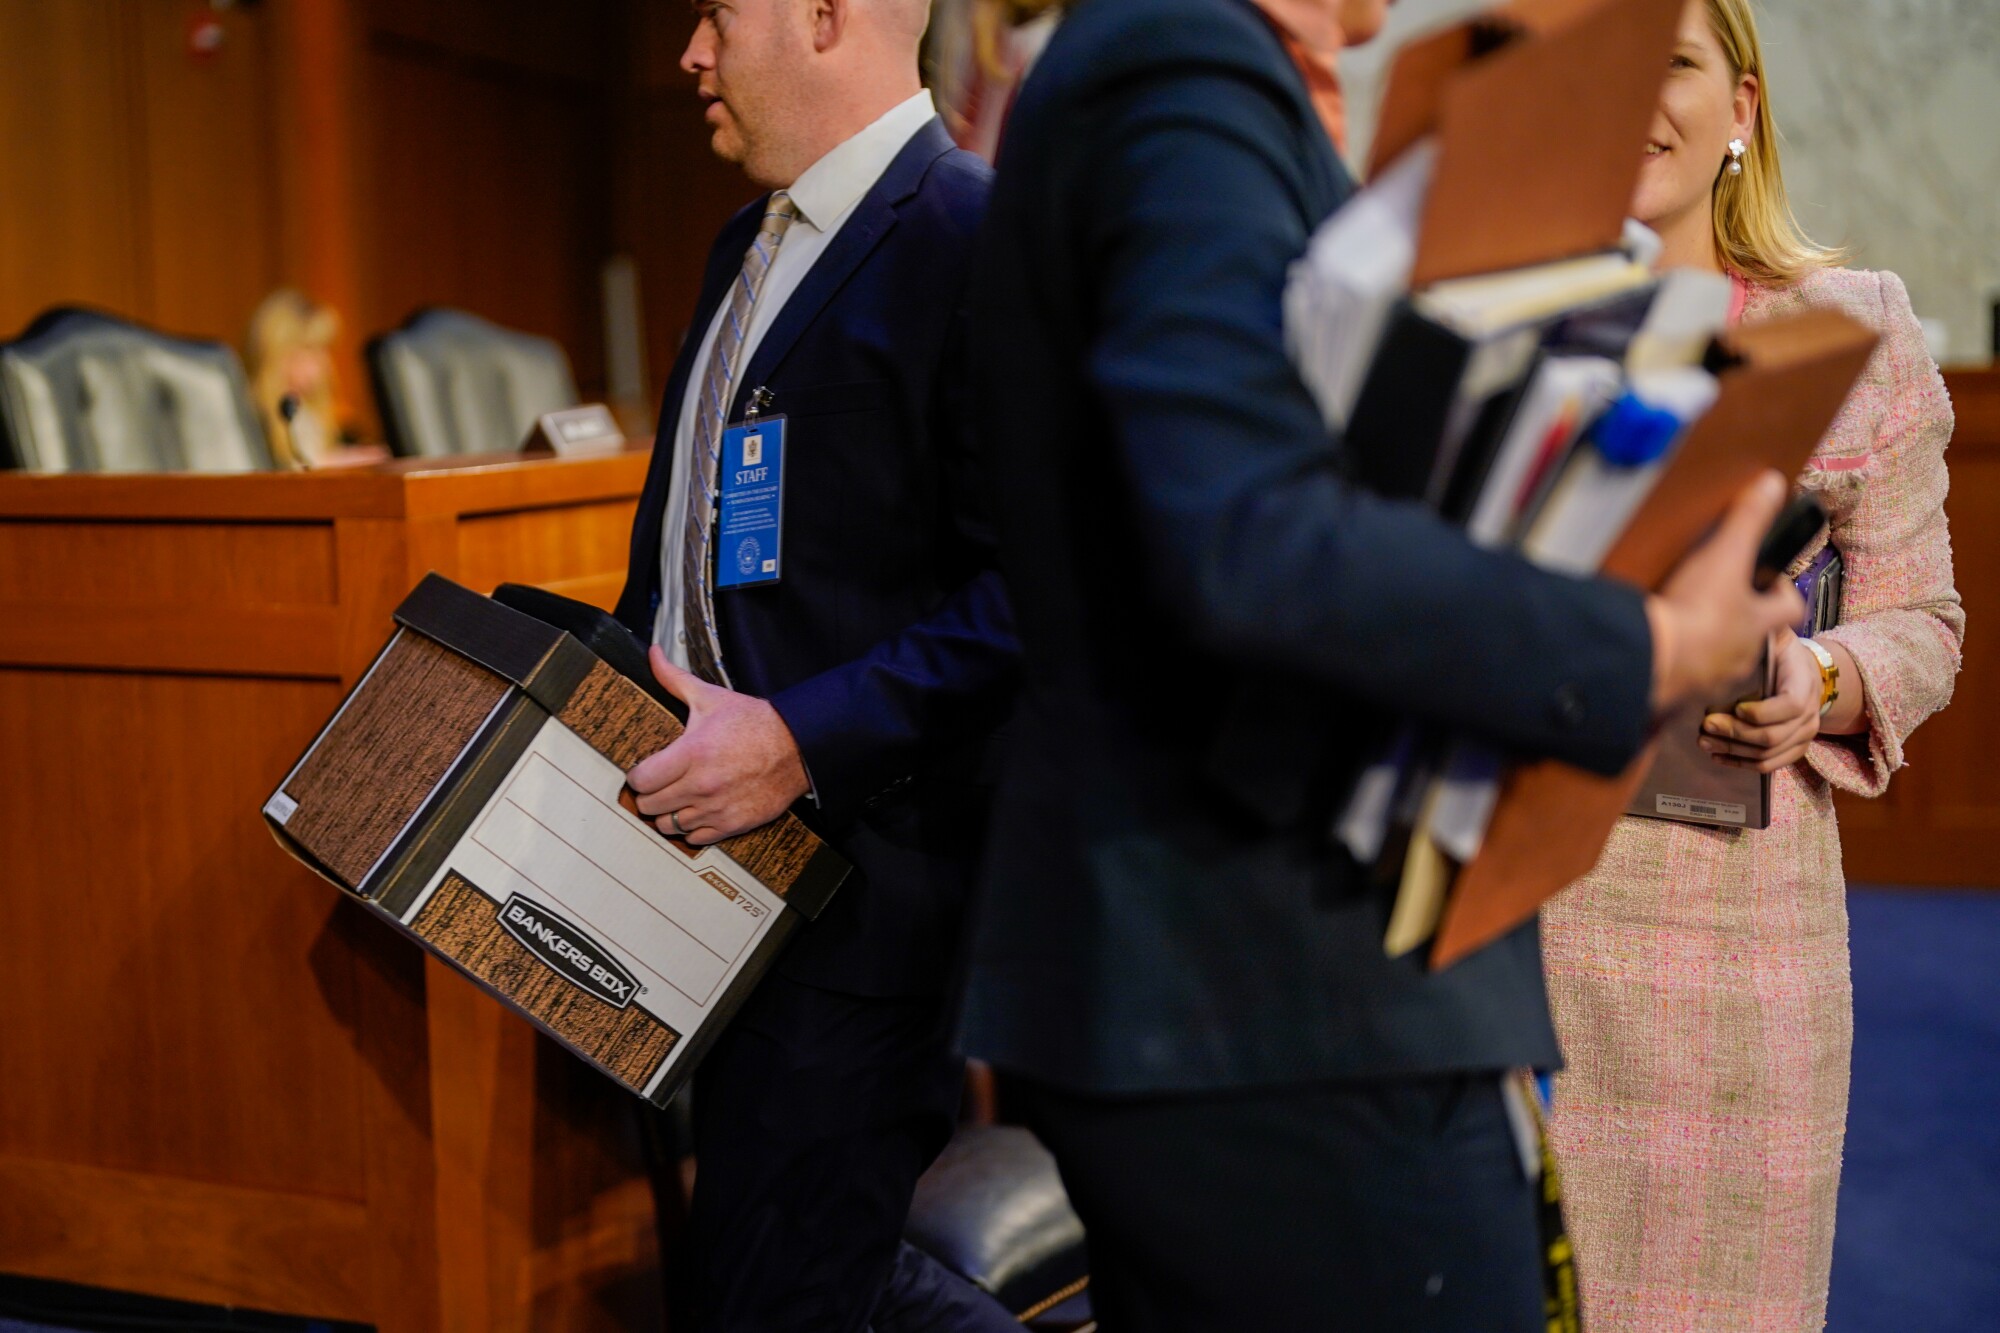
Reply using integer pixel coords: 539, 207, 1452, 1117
525, 404, 624, 455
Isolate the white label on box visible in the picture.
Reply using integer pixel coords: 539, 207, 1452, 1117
471, 752, 756, 1005
1656, 793, 1748, 825
403, 717, 785, 1095
264, 791, 299, 825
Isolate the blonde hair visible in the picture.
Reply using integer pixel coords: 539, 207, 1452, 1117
243, 289, 341, 469
1703, 0, 1845, 284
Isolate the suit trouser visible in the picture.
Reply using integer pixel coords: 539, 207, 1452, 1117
672, 969, 1016, 1333
1010, 1072, 1544, 1333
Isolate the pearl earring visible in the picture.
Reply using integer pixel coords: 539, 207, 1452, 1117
1727, 137, 1746, 176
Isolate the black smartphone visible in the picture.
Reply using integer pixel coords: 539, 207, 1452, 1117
1752, 493, 1827, 591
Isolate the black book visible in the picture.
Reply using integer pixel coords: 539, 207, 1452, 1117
1341, 300, 1476, 502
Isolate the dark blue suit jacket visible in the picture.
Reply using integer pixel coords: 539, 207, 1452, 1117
963, 0, 1659, 1092
616, 119, 1016, 997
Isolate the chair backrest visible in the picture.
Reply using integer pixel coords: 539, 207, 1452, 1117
0, 308, 273, 473
367, 308, 578, 458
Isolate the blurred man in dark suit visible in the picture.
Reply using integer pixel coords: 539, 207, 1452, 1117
963, 0, 1803, 1328
612, 0, 1018, 1328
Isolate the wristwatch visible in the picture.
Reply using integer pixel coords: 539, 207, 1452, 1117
1800, 637, 1840, 716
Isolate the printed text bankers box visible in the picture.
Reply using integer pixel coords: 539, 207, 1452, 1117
264, 574, 848, 1104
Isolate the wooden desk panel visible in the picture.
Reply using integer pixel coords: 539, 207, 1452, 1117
453, 497, 642, 608
0, 521, 339, 608
0, 448, 644, 523
0, 1156, 377, 1322
0, 449, 662, 1331
0, 670, 362, 1196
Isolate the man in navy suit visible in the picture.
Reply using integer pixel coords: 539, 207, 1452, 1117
964, 0, 1803, 1328
612, 1, 1017, 1329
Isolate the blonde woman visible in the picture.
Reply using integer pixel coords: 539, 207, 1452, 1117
243, 289, 344, 469
1542, 1, 1963, 1329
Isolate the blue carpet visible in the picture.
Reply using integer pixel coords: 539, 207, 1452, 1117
1828, 886, 2000, 1333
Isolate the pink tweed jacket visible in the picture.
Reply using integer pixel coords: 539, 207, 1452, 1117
1542, 265, 1963, 1333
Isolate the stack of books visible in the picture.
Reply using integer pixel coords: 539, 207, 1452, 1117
1283, 0, 1880, 968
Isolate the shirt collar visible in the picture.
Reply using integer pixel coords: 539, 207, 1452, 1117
784, 90, 938, 232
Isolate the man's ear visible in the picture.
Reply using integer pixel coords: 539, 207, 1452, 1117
810, 0, 846, 52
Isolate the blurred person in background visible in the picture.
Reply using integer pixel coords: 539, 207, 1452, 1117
244, 288, 354, 469
928, 0, 1062, 160
1541, 2, 1964, 1329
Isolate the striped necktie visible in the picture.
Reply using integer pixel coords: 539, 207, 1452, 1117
680, 192, 799, 685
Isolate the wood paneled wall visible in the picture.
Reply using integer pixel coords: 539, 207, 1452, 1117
0, 0, 731, 435
0, 1, 283, 350
355, 0, 622, 407
613, 3, 751, 393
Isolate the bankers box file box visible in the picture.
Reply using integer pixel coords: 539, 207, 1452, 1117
263, 573, 849, 1104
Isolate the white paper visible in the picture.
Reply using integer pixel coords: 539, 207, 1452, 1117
1417, 252, 1652, 340
1463, 356, 1623, 548
1426, 743, 1504, 864
1626, 268, 1733, 373
1334, 749, 1406, 866
1284, 138, 1437, 430
1519, 366, 1719, 574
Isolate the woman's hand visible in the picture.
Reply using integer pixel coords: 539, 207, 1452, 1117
1698, 630, 1823, 773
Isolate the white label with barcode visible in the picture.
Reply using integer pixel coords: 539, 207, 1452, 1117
1656, 794, 1747, 825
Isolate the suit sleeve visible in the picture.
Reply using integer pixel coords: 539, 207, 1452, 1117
1806, 270, 1964, 796
1080, 67, 1654, 774
765, 298, 1021, 827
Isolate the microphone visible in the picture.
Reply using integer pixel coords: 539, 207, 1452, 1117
278, 393, 310, 470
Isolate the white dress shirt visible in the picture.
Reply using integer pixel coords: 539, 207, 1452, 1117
653, 90, 939, 665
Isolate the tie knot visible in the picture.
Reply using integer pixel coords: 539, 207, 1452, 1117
761, 192, 800, 242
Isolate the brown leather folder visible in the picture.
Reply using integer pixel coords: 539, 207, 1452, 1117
1428, 308, 1880, 970
1368, 0, 1685, 287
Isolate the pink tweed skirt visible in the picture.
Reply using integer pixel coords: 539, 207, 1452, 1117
1542, 766, 1852, 1333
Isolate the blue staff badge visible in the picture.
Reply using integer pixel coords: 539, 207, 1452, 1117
716, 414, 787, 589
